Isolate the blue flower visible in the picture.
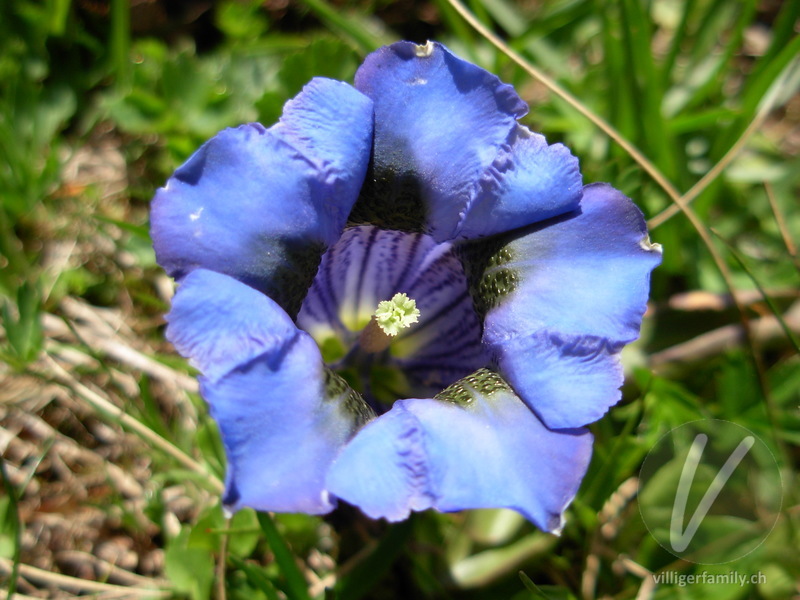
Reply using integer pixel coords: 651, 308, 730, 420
151, 41, 661, 533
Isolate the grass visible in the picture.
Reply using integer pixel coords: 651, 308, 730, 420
1, 0, 798, 598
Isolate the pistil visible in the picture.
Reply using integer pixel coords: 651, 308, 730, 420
358, 293, 420, 353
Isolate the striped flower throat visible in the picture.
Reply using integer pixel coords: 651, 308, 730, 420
295, 225, 487, 413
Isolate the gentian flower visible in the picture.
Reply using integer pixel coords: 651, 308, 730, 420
152, 41, 661, 533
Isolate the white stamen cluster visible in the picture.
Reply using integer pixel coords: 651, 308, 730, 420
374, 293, 420, 336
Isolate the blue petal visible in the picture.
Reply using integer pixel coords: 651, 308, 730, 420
458, 126, 583, 239
151, 78, 373, 317
477, 183, 662, 429
327, 369, 592, 532
167, 269, 373, 514
166, 269, 296, 384
326, 405, 434, 521
352, 41, 528, 241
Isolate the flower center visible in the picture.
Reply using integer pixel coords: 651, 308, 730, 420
359, 293, 420, 353
296, 226, 487, 413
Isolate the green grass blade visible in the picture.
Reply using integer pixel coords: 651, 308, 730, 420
746, 1, 800, 86
477, 0, 527, 37
598, 2, 636, 146
46, 0, 71, 36
300, 0, 391, 53
229, 555, 281, 600
110, 0, 131, 89
684, 0, 729, 64
661, 0, 696, 87
667, 107, 738, 134
675, 0, 756, 115
719, 35, 800, 152
519, 570, 553, 598
336, 519, 413, 600
618, 0, 679, 181
256, 512, 311, 600
433, 0, 477, 55
0, 460, 21, 598
613, 0, 646, 146
520, 0, 591, 39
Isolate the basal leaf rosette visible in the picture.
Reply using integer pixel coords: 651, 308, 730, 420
151, 41, 662, 533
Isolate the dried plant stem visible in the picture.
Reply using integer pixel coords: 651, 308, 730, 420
650, 301, 800, 367
0, 557, 171, 597
765, 181, 798, 261
616, 556, 655, 600
42, 312, 199, 393
55, 297, 200, 392
216, 517, 230, 600
39, 353, 223, 494
55, 550, 163, 588
0, 591, 41, 600
658, 288, 799, 313
582, 477, 639, 600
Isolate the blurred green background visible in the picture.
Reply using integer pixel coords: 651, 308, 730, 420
0, 0, 798, 598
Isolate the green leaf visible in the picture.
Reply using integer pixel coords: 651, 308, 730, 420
228, 509, 261, 558
758, 563, 798, 600
1, 281, 44, 368
216, 0, 270, 41
164, 544, 215, 600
